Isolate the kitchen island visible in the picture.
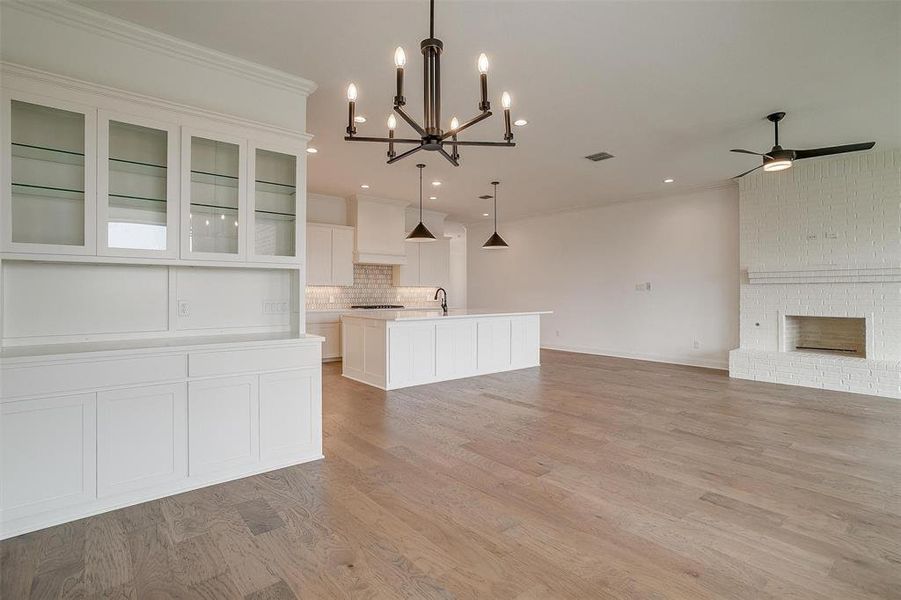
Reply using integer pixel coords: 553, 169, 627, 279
341, 309, 551, 390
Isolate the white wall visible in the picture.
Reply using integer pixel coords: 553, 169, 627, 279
467, 186, 739, 369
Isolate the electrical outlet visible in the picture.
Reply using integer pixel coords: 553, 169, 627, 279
555, 329, 560, 337
177, 301, 190, 317
635, 282, 651, 292
693, 340, 701, 350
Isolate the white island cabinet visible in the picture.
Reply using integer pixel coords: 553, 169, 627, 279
341, 310, 551, 390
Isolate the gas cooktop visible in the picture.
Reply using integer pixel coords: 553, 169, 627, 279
350, 304, 405, 309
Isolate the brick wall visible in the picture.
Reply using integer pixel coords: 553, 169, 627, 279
730, 149, 901, 399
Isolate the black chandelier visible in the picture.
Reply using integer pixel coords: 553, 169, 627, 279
344, 0, 517, 166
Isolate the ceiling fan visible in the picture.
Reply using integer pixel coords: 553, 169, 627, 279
731, 112, 875, 178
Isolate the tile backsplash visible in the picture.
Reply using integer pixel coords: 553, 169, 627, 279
306, 264, 441, 310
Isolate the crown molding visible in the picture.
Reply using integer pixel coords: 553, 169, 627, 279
1, 62, 313, 142
2, 0, 317, 96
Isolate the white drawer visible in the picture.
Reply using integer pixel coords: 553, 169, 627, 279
188, 344, 320, 378
2, 354, 187, 400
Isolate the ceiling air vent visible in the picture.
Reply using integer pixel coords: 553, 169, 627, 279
585, 151, 614, 162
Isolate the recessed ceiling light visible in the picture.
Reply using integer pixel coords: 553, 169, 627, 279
514, 119, 528, 127
663, 178, 674, 183
360, 184, 370, 189
431, 181, 441, 186
482, 213, 489, 217
429, 196, 437, 200
354, 115, 367, 124
306, 147, 318, 154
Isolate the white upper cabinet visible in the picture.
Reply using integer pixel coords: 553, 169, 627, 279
394, 237, 450, 288
98, 111, 179, 258
2, 92, 97, 254
249, 143, 305, 264
1, 70, 310, 267
180, 129, 247, 261
306, 223, 354, 286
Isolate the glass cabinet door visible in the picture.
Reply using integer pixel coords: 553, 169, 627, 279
248, 144, 303, 262
98, 112, 178, 257
181, 130, 246, 260
3, 95, 96, 254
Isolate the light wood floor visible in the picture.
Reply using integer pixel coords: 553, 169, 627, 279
3, 350, 900, 599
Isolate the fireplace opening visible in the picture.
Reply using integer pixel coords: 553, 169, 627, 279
784, 316, 866, 358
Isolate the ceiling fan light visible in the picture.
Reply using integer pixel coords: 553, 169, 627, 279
764, 159, 792, 172
406, 221, 437, 242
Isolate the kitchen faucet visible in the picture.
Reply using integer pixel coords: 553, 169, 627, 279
434, 287, 448, 315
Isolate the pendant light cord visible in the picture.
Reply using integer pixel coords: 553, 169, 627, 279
419, 165, 424, 220
430, 0, 435, 38
494, 182, 498, 231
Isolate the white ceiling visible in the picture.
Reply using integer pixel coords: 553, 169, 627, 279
81, 0, 901, 223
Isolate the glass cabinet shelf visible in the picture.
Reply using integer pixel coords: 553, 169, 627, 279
12, 182, 85, 198
12, 142, 85, 164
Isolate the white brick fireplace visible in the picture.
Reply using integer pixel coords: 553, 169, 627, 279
729, 149, 901, 399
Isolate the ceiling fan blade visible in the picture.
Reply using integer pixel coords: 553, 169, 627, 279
732, 164, 763, 179
730, 148, 766, 156
792, 142, 875, 160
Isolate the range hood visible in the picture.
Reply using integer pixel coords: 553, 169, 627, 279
348, 195, 409, 265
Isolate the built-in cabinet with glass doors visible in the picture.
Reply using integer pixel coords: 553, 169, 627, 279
2, 91, 307, 264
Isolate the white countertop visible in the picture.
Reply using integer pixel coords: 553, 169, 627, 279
1, 332, 324, 362
341, 309, 552, 322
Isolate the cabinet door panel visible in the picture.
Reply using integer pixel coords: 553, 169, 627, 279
0, 394, 96, 519
436, 320, 477, 379
305, 226, 332, 285
260, 368, 319, 460
331, 227, 355, 286
393, 243, 420, 286
188, 375, 259, 476
181, 129, 246, 261
3, 93, 97, 255
250, 145, 301, 262
477, 319, 512, 372
98, 111, 179, 258
419, 237, 450, 288
511, 315, 540, 368
97, 383, 187, 497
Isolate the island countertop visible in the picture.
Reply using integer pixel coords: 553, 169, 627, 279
340, 309, 552, 322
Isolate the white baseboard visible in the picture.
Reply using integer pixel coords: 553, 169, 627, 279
541, 344, 729, 371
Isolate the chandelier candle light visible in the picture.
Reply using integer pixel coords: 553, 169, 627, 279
344, 0, 518, 166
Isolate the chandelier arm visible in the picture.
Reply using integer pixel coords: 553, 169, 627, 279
436, 146, 460, 167
438, 111, 491, 141
386, 144, 425, 164
344, 136, 423, 144
453, 140, 516, 147
394, 106, 427, 137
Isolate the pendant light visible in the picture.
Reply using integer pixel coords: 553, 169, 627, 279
482, 180, 508, 249
407, 164, 437, 242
